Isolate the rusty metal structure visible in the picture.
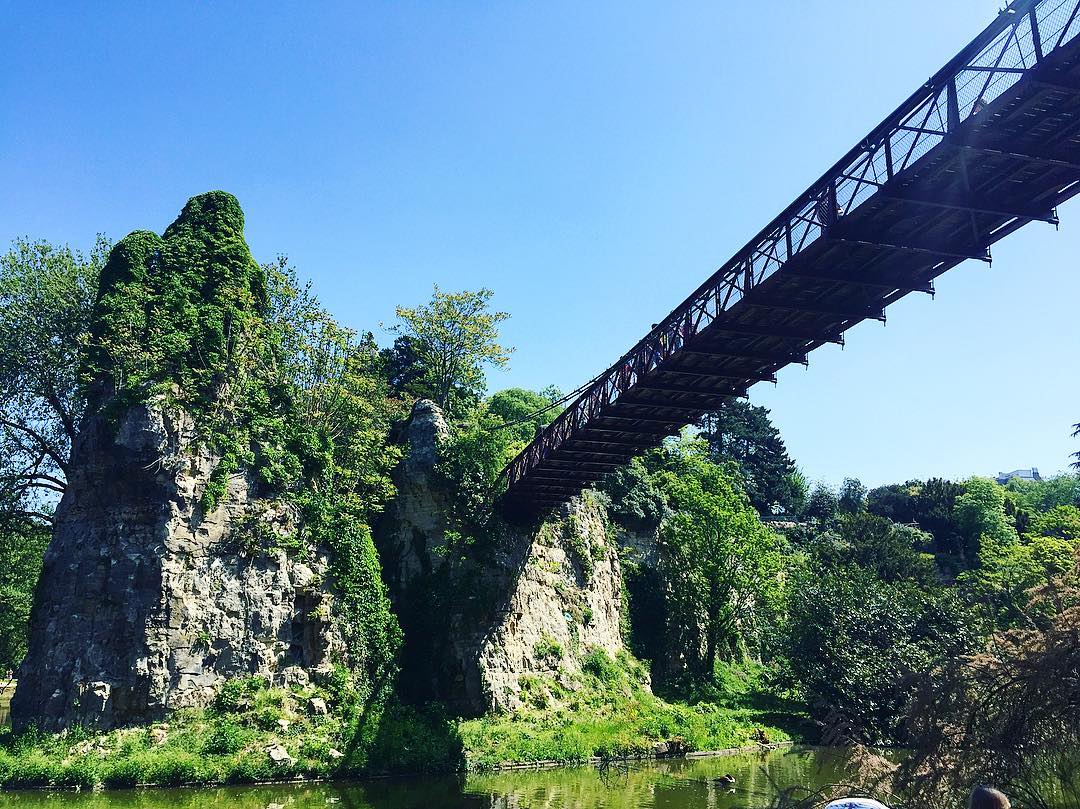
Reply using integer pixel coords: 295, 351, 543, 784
501, 0, 1080, 516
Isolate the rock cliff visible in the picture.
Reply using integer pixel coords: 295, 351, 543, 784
11, 397, 347, 731
376, 401, 627, 714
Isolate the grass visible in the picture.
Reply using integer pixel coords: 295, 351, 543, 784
458, 650, 796, 771
0, 653, 805, 788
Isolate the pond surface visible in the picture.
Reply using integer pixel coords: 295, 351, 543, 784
0, 747, 865, 808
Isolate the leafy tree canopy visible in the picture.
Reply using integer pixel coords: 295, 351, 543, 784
781, 564, 978, 742
649, 439, 782, 676
386, 286, 512, 416
867, 478, 966, 556
0, 235, 109, 523
0, 512, 49, 674
697, 400, 804, 515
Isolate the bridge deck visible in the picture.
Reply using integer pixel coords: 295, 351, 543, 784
501, 0, 1080, 516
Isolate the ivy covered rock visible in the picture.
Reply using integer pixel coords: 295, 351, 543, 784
12, 193, 401, 731
376, 400, 626, 714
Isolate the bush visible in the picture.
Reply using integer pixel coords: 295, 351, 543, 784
211, 676, 266, 714
202, 720, 247, 754
582, 647, 619, 683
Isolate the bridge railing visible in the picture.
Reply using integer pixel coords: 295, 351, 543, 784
504, 0, 1080, 495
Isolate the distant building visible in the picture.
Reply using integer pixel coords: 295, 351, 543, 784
996, 467, 1041, 485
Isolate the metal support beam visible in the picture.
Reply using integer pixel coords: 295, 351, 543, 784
530, 473, 604, 483
584, 427, 676, 437
565, 437, 658, 450
635, 380, 761, 396
880, 185, 1059, 224
667, 347, 809, 366
953, 142, 1080, 173
618, 401, 708, 416
829, 233, 991, 264
706, 323, 845, 345
745, 298, 887, 322
540, 460, 623, 471
595, 415, 684, 427
787, 268, 935, 294
642, 364, 776, 384
555, 450, 634, 462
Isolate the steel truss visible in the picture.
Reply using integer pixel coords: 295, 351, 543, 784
502, 0, 1080, 515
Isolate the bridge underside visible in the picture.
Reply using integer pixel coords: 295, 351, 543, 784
502, 0, 1080, 517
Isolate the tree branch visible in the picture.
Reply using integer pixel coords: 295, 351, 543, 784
0, 417, 69, 474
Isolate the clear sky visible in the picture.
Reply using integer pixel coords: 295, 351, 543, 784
3, 1, 1078, 488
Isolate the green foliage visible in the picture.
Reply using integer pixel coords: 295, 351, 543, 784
867, 478, 966, 556
781, 565, 978, 741
807, 512, 940, 586
458, 650, 792, 770
1028, 504, 1080, 542
955, 476, 1018, 561
582, 647, 620, 683
1004, 472, 1080, 513
599, 457, 668, 531
804, 482, 840, 524
533, 634, 564, 663
697, 400, 803, 515
652, 439, 783, 677
386, 286, 512, 415
0, 234, 109, 522
433, 387, 560, 539
0, 515, 49, 673
86, 192, 267, 415
838, 477, 868, 514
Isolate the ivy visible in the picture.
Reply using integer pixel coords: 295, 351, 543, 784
82, 192, 405, 710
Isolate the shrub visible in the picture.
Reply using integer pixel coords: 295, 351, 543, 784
202, 720, 247, 755
582, 647, 619, 683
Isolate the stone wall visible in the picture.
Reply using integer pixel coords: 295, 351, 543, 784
375, 401, 626, 714
11, 400, 346, 731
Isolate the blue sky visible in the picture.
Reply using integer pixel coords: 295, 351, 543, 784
2, 1, 1077, 487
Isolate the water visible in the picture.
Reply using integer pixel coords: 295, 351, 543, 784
0, 747, 864, 808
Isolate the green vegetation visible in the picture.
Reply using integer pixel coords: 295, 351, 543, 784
2, 195, 1079, 796
457, 650, 792, 771
0, 517, 48, 674
697, 400, 805, 515
384, 285, 511, 415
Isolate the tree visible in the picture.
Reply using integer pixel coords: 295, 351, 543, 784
387, 286, 512, 415
0, 236, 109, 523
867, 478, 966, 556
955, 477, 1018, 562
896, 551, 1080, 809
831, 512, 939, 586
1028, 504, 1080, 543
0, 511, 49, 674
1004, 472, 1080, 513
653, 440, 782, 677
697, 400, 802, 515
805, 483, 840, 524
782, 565, 977, 742
485, 386, 561, 451
379, 335, 435, 404
839, 477, 868, 514
1073, 421, 1080, 470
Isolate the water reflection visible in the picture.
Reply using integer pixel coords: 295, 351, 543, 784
0, 748, 857, 809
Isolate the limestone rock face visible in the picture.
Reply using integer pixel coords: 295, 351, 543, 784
11, 400, 345, 732
376, 400, 626, 714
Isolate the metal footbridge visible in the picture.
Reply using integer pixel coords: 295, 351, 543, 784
501, 0, 1080, 516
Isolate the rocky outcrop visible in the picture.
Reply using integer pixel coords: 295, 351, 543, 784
11, 398, 346, 731
376, 401, 626, 714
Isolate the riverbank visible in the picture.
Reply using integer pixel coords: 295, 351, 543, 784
0, 653, 809, 790
0, 747, 853, 808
